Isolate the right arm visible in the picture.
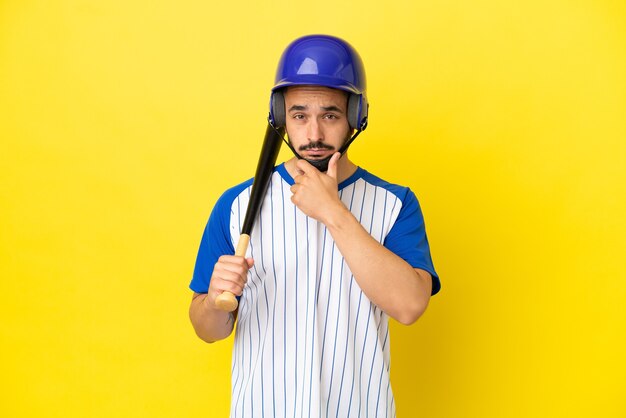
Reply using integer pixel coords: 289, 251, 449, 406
188, 255, 253, 343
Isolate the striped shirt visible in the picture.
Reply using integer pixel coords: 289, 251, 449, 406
191, 163, 440, 418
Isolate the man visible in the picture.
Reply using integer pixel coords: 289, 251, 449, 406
189, 34, 440, 417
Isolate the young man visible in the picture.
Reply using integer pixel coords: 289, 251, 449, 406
189, 35, 440, 417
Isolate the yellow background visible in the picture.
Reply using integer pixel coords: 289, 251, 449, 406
1, 0, 625, 417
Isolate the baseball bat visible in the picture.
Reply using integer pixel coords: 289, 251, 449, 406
214, 123, 284, 311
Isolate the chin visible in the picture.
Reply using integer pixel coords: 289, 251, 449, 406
304, 157, 331, 172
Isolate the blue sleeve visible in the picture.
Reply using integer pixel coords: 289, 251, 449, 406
189, 192, 237, 294
383, 189, 441, 295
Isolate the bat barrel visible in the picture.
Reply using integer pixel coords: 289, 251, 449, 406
241, 124, 284, 235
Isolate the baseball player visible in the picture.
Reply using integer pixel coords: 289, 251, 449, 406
189, 34, 441, 417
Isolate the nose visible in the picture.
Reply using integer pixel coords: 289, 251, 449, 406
307, 118, 323, 141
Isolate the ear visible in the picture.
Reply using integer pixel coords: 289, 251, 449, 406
270, 90, 286, 127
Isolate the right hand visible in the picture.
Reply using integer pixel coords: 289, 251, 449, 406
206, 255, 254, 308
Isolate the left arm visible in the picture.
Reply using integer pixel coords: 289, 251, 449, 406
290, 154, 432, 324
324, 205, 432, 324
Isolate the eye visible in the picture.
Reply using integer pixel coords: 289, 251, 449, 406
323, 113, 339, 120
292, 114, 305, 120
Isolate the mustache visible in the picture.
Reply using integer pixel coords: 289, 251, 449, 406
298, 141, 335, 151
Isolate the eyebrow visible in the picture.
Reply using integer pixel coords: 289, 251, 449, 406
287, 104, 345, 113
321, 105, 344, 113
288, 105, 307, 112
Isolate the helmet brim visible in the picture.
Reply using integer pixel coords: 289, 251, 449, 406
272, 75, 363, 96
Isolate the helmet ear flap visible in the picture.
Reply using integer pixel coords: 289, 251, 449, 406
270, 90, 286, 127
348, 94, 368, 130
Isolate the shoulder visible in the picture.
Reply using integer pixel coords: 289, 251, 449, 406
354, 168, 415, 203
215, 177, 254, 206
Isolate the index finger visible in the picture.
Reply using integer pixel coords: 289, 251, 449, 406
293, 172, 308, 184
295, 158, 316, 174
218, 255, 250, 265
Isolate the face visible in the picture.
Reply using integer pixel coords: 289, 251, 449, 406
283, 86, 352, 163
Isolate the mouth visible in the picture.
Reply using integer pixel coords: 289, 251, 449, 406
303, 148, 333, 159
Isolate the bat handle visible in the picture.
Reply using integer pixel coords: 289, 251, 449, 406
214, 234, 251, 312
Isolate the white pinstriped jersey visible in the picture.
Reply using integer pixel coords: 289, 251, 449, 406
191, 163, 440, 418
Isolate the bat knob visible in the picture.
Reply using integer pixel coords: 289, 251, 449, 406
215, 291, 239, 312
